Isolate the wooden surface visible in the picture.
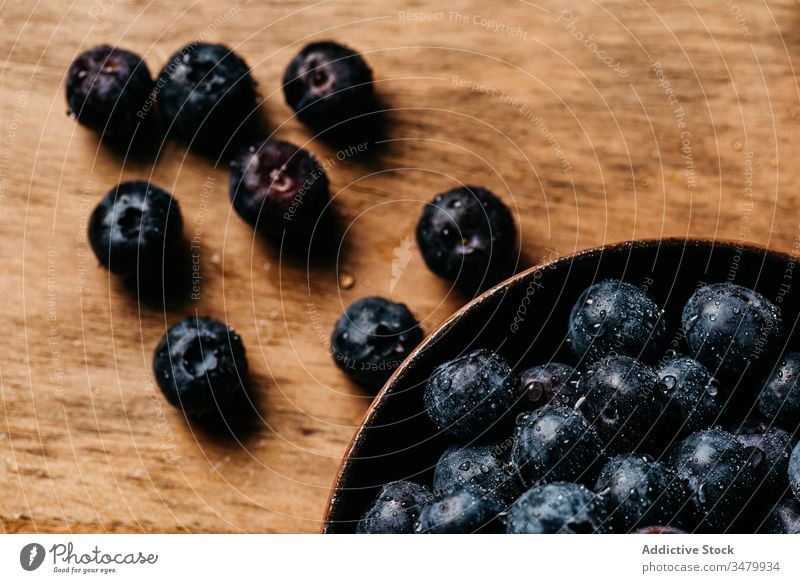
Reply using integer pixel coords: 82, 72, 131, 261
2, 0, 800, 533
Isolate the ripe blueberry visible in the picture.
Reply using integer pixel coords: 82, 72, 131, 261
756, 352, 800, 428
66, 45, 154, 144
759, 499, 800, 534
511, 405, 604, 487
731, 419, 793, 505
415, 488, 504, 533
157, 43, 257, 148
506, 482, 610, 534
152, 316, 247, 416
357, 480, 432, 534
791, 442, 800, 503
88, 181, 183, 277
577, 355, 669, 453
594, 454, 686, 532
682, 282, 782, 379
568, 279, 666, 363
416, 186, 516, 292
424, 349, 515, 439
229, 139, 329, 236
282, 41, 374, 129
433, 444, 520, 504
330, 297, 423, 386
514, 362, 581, 410
657, 355, 723, 437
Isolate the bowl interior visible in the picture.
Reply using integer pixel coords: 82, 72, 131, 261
323, 239, 800, 533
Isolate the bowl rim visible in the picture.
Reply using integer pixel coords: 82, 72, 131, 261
320, 236, 794, 532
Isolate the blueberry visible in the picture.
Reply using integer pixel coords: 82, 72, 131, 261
791, 442, 800, 502
424, 349, 515, 439
758, 499, 800, 534
731, 419, 793, 504
757, 352, 800, 428
657, 356, 723, 437
152, 316, 247, 415
506, 482, 610, 534
66, 45, 154, 144
357, 480, 432, 534
282, 41, 374, 129
416, 186, 516, 292
576, 355, 669, 453
669, 428, 760, 532
634, 526, 686, 534
88, 181, 183, 277
511, 405, 604, 487
415, 488, 504, 533
433, 444, 520, 504
515, 362, 581, 410
330, 297, 423, 386
568, 279, 665, 363
157, 42, 257, 148
682, 282, 782, 379
229, 139, 329, 236
594, 454, 686, 532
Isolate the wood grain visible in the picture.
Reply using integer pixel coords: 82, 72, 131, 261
2, 0, 800, 533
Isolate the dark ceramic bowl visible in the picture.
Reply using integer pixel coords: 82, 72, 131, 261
323, 238, 800, 533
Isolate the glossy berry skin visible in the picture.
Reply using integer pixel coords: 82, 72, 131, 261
415, 488, 504, 533
568, 280, 665, 363
88, 181, 183, 277
511, 406, 604, 487
357, 480, 432, 534
330, 297, 422, 386
416, 186, 516, 291
759, 499, 800, 534
229, 140, 329, 236
635, 526, 686, 534
506, 482, 610, 534
157, 43, 256, 147
577, 356, 668, 453
732, 419, 793, 504
791, 442, 800, 502
66, 45, 154, 143
682, 282, 782, 379
152, 317, 247, 416
657, 356, 723, 437
423, 349, 515, 439
757, 352, 800, 428
514, 362, 581, 411
670, 429, 760, 532
433, 444, 520, 504
594, 454, 686, 533
282, 41, 374, 128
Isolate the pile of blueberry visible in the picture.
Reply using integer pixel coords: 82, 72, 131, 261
70, 41, 517, 414
358, 279, 800, 533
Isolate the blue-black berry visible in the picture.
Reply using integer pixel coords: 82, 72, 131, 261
153, 316, 247, 416
416, 186, 516, 292
88, 181, 183, 277
731, 419, 793, 505
657, 355, 723, 437
415, 488, 504, 533
330, 297, 422, 386
759, 499, 800, 534
357, 480, 432, 534
424, 349, 515, 439
682, 282, 782, 379
229, 139, 329, 236
757, 352, 800, 428
506, 482, 610, 534
433, 444, 520, 504
514, 362, 581, 410
568, 279, 666, 362
791, 441, 800, 503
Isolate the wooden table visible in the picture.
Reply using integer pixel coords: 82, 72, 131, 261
2, 0, 799, 533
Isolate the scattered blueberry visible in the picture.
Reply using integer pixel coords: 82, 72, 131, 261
229, 139, 329, 236
791, 442, 800, 502
66, 45, 154, 144
682, 282, 782, 379
757, 352, 800, 428
152, 316, 247, 415
416, 186, 516, 292
514, 362, 581, 410
88, 180, 183, 277
433, 444, 520, 504
424, 349, 515, 439
357, 480, 432, 534
506, 482, 610, 534
511, 405, 604, 487
731, 419, 793, 504
330, 297, 423, 386
635, 526, 686, 534
594, 454, 686, 532
577, 355, 668, 453
657, 356, 723, 437
157, 42, 257, 148
670, 428, 760, 532
758, 499, 800, 534
415, 488, 504, 533
282, 41, 374, 129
